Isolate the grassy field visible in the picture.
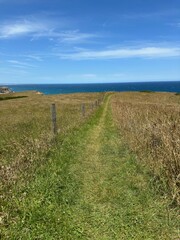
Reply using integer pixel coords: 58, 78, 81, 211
0, 91, 103, 192
0, 91, 104, 166
0, 91, 179, 239
0, 91, 104, 237
111, 92, 180, 205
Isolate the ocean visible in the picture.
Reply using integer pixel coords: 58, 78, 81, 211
7, 81, 180, 95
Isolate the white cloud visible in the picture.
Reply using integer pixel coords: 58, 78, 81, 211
58, 30, 96, 43
33, 29, 96, 43
58, 46, 180, 60
0, 17, 96, 44
7, 60, 35, 68
0, 20, 50, 38
25, 54, 43, 61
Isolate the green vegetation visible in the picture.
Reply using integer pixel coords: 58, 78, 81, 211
0, 95, 27, 101
139, 90, 155, 93
0, 91, 103, 165
0, 91, 179, 239
111, 91, 180, 205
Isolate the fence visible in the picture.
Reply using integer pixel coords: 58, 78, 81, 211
51, 96, 104, 135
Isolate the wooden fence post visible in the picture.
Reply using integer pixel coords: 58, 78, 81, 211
91, 102, 94, 110
82, 103, 85, 117
51, 103, 57, 135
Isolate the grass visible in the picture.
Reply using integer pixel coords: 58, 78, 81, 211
111, 91, 180, 205
0, 91, 179, 239
139, 90, 155, 93
0, 91, 104, 237
0, 91, 104, 165
0, 96, 28, 101
1, 94, 179, 239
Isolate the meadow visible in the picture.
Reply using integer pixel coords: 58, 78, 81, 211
0, 91, 104, 232
0, 91, 103, 165
0, 90, 179, 239
111, 92, 180, 205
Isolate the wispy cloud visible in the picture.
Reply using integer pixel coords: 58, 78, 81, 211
25, 54, 43, 61
58, 30, 96, 43
7, 60, 35, 68
0, 20, 50, 38
33, 29, 96, 43
0, 16, 96, 44
58, 46, 180, 60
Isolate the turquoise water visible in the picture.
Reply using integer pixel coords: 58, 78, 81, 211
7, 81, 180, 95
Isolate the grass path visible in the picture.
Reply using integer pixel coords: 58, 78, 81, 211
62, 97, 179, 239
4, 96, 179, 239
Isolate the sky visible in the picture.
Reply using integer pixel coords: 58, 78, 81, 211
0, 0, 180, 84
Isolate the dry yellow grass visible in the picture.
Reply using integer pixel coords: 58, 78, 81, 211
0, 91, 104, 188
111, 92, 180, 205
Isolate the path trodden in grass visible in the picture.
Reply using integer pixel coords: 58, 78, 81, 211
4, 97, 179, 239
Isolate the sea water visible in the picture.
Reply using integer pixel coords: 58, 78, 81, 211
7, 81, 180, 95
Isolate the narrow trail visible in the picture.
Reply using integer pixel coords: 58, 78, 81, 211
79, 98, 109, 205
72, 99, 114, 238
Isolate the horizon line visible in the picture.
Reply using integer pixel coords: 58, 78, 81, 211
1, 80, 180, 86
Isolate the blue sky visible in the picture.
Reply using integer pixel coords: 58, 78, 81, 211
0, 0, 180, 84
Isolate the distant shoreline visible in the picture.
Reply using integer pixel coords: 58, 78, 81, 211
5, 81, 180, 95
0, 86, 13, 94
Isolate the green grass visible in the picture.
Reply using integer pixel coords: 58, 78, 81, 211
0, 91, 105, 238
0, 96, 28, 101
0, 91, 104, 167
139, 90, 155, 93
1, 95, 179, 239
